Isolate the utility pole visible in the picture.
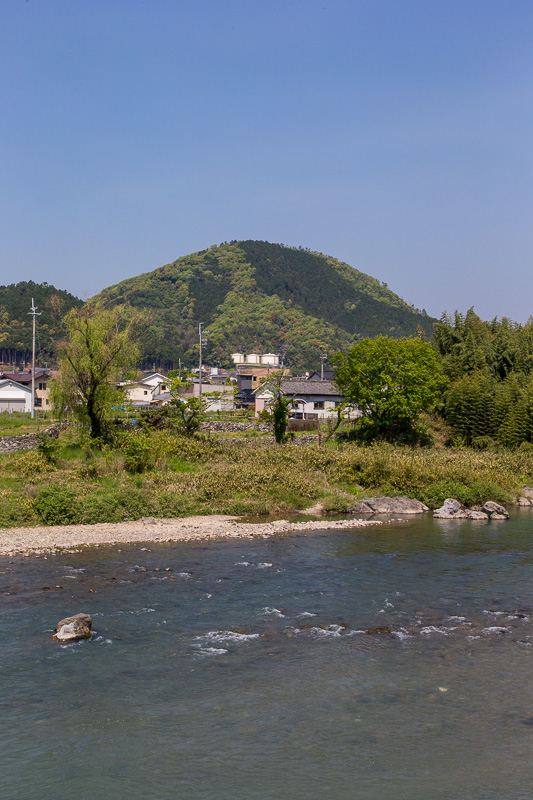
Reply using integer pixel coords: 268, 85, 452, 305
320, 352, 328, 381
198, 322, 204, 396
28, 298, 41, 418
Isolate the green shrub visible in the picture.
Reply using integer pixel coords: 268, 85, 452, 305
471, 436, 496, 450
79, 486, 149, 524
0, 491, 37, 527
79, 493, 123, 524
10, 451, 55, 479
117, 432, 154, 474
220, 498, 272, 515
321, 495, 354, 513
37, 435, 60, 464
114, 486, 149, 518
34, 485, 79, 525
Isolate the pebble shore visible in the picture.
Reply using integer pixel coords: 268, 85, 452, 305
0, 515, 382, 557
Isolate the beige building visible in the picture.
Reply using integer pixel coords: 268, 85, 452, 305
231, 353, 289, 389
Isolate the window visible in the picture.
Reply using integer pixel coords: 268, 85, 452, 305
144, 390, 148, 395
161, 385, 166, 391
38, 382, 47, 391
313, 401, 324, 410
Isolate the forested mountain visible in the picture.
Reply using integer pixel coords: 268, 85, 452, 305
0, 281, 83, 366
95, 240, 436, 371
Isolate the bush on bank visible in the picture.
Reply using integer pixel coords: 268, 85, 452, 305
0, 429, 532, 527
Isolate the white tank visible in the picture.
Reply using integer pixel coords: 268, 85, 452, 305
261, 353, 279, 365
231, 353, 245, 364
247, 353, 260, 364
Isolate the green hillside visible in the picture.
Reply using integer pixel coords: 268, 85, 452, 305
0, 281, 83, 366
95, 241, 436, 371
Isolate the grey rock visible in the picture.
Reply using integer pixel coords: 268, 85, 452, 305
434, 498, 463, 518
481, 501, 509, 519
349, 501, 374, 514
53, 613, 92, 642
522, 487, 533, 498
355, 496, 428, 514
518, 497, 532, 507
467, 510, 490, 520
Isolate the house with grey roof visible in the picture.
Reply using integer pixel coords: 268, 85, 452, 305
254, 379, 359, 421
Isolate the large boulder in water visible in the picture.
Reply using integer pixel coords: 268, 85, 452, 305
53, 613, 92, 642
350, 496, 428, 515
434, 498, 466, 518
481, 501, 509, 519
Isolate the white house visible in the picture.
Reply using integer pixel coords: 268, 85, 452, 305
121, 381, 157, 405
0, 379, 33, 412
153, 379, 235, 412
141, 373, 170, 395
254, 379, 359, 421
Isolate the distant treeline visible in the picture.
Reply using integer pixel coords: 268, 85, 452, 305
436, 309, 533, 448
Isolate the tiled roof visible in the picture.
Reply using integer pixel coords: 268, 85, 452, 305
281, 379, 342, 397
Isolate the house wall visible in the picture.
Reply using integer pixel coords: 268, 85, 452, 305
124, 384, 154, 403
0, 383, 32, 412
255, 391, 360, 420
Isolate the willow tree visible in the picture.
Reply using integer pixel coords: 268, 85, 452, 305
52, 304, 141, 439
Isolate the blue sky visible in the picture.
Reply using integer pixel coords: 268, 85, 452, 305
1, 0, 532, 322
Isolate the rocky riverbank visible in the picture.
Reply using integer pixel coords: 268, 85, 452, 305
0, 515, 383, 557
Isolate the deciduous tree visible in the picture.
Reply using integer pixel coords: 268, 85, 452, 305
332, 337, 446, 440
52, 304, 141, 439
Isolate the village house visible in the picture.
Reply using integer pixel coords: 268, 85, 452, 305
0, 368, 53, 410
120, 372, 171, 408
254, 378, 359, 421
0, 379, 33, 412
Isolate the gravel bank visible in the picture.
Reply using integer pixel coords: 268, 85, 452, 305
0, 515, 382, 557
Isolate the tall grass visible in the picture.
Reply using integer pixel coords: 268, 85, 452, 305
0, 429, 531, 527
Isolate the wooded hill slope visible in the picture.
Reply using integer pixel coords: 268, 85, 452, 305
96, 241, 435, 371
0, 281, 83, 365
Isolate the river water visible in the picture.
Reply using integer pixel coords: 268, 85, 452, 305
2, 511, 533, 800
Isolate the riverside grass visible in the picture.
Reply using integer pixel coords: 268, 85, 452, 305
0, 429, 531, 528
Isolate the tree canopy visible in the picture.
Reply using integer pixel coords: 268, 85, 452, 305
52, 304, 141, 438
332, 336, 446, 440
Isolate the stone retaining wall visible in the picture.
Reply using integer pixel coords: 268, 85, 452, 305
0, 422, 65, 453
200, 420, 272, 433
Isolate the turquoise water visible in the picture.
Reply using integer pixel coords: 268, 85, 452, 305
2, 512, 533, 799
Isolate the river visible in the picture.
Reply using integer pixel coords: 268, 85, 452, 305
2, 510, 533, 799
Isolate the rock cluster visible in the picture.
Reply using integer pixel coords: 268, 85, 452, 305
53, 613, 92, 642
517, 487, 533, 507
433, 498, 509, 520
349, 496, 429, 515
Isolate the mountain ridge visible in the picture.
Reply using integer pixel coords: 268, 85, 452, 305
95, 240, 436, 371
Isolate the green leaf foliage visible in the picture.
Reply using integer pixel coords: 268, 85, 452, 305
437, 309, 533, 447
52, 304, 141, 439
333, 336, 447, 440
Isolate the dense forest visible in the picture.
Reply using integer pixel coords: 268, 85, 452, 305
435, 309, 533, 448
95, 240, 435, 371
0, 281, 82, 367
